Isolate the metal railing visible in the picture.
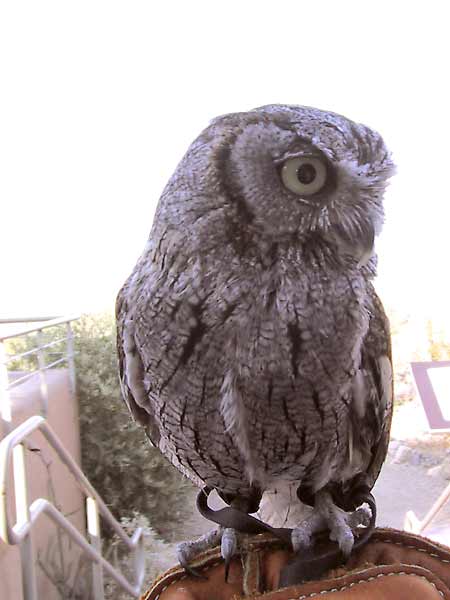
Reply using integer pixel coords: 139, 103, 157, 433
0, 316, 78, 433
0, 316, 145, 599
404, 482, 450, 536
0, 416, 145, 599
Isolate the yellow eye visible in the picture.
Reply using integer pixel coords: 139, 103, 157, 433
280, 156, 327, 196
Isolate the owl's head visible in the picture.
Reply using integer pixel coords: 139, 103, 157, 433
158, 105, 395, 265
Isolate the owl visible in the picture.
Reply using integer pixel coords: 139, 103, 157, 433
116, 104, 394, 576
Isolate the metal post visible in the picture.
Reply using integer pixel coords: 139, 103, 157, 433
36, 329, 49, 416
13, 443, 38, 600
405, 479, 450, 534
66, 322, 76, 397
1, 415, 144, 598
86, 496, 105, 600
133, 529, 145, 590
0, 340, 12, 437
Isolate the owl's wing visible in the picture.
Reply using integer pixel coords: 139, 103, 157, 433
116, 286, 161, 447
355, 353, 393, 490
346, 294, 393, 499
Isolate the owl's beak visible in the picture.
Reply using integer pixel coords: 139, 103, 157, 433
331, 223, 375, 268
356, 225, 375, 268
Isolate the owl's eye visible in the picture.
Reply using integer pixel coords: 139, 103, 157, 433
280, 156, 327, 196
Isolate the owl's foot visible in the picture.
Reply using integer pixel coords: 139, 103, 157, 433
176, 527, 239, 580
221, 528, 238, 580
291, 489, 372, 556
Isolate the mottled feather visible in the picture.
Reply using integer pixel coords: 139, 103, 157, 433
116, 104, 395, 520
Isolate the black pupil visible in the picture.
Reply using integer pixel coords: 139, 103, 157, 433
296, 163, 317, 185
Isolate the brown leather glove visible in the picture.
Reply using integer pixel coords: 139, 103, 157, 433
142, 528, 450, 600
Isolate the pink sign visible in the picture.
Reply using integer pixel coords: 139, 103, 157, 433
411, 361, 450, 432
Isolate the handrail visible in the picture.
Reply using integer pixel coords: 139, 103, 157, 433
404, 480, 450, 536
0, 415, 145, 598
0, 315, 79, 429
6, 337, 67, 363
0, 315, 80, 341
0, 317, 61, 324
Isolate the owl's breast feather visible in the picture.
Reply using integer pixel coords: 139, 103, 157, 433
209, 262, 370, 383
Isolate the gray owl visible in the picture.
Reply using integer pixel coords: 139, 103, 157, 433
116, 104, 394, 577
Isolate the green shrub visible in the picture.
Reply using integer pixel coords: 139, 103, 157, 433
5, 313, 196, 539
5, 324, 68, 373
73, 312, 196, 540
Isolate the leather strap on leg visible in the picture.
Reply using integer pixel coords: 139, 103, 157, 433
196, 487, 377, 584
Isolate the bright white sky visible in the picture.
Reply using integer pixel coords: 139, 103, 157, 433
1, 2, 449, 322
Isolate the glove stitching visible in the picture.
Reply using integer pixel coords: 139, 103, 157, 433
150, 560, 223, 600
295, 571, 446, 599
380, 538, 450, 564
144, 535, 450, 599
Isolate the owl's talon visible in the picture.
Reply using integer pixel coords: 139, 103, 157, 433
177, 528, 223, 578
177, 526, 240, 581
292, 490, 373, 557
221, 528, 237, 582
224, 556, 231, 582
179, 561, 208, 581
291, 511, 326, 552
320, 495, 372, 556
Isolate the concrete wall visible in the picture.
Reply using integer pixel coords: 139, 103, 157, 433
0, 369, 85, 600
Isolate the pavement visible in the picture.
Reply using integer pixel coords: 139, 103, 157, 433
374, 459, 450, 544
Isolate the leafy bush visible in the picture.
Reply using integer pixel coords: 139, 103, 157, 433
5, 324, 68, 373
5, 313, 196, 539
103, 514, 178, 600
73, 312, 196, 540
